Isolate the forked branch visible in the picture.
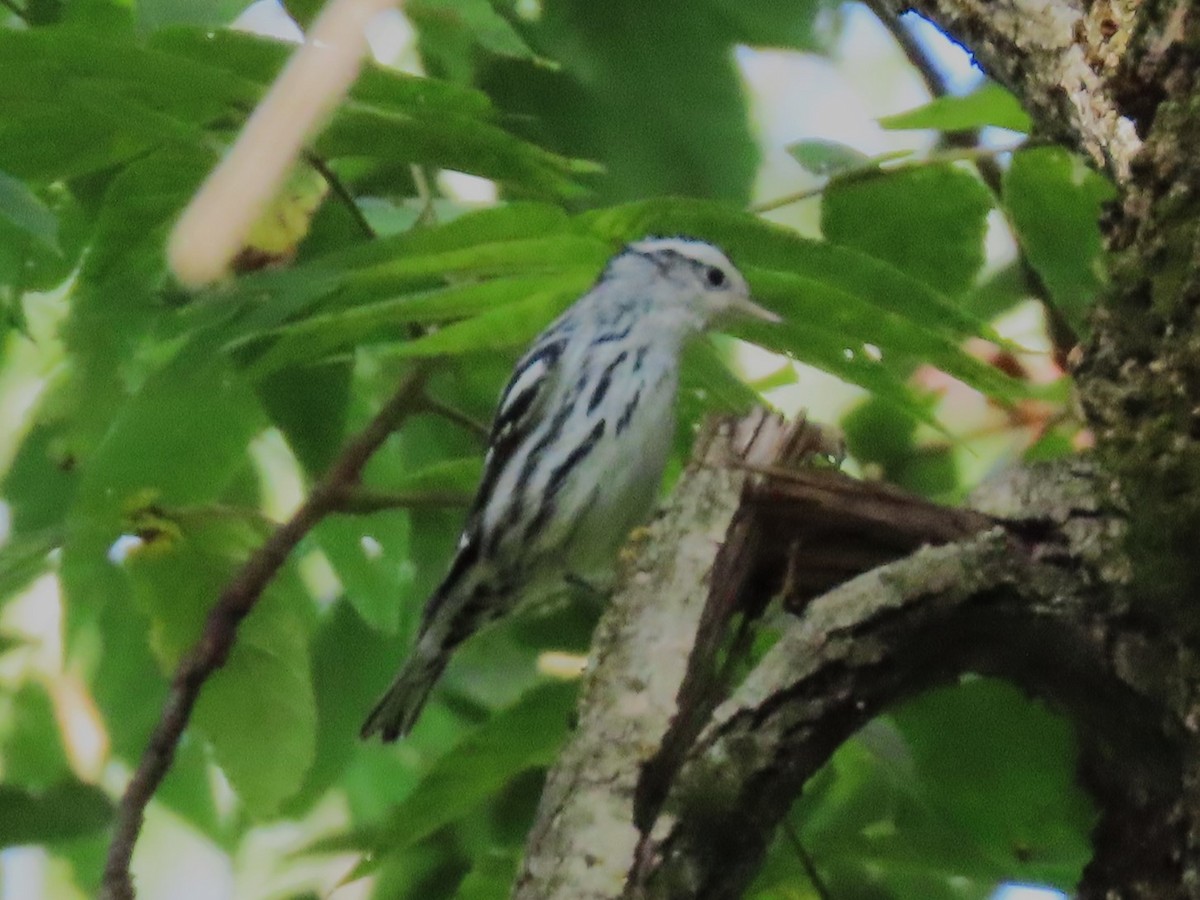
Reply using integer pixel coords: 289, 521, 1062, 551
100, 367, 428, 900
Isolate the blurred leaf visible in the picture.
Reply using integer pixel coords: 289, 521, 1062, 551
584, 198, 1001, 343
284, 599, 406, 816
682, 339, 765, 415
82, 146, 212, 288
789, 679, 1094, 898
454, 850, 521, 899
135, 0, 247, 31
210, 204, 587, 346
256, 360, 352, 475
1004, 147, 1115, 336
0, 529, 57, 607
880, 83, 1031, 134
822, 164, 994, 297
701, 0, 836, 50
0, 25, 589, 201
410, 0, 540, 84
59, 340, 264, 697
788, 139, 871, 177
0, 782, 114, 848
484, 0, 759, 203
0, 682, 72, 787
891, 679, 1095, 889
0, 169, 59, 251
352, 680, 578, 877
963, 262, 1033, 323
786, 140, 908, 179
243, 268, 597, 376
127, 508, 317, 816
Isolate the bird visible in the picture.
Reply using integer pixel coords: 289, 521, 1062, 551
361, 236, 780, 741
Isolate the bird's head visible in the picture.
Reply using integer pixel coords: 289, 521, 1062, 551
610, 236, 780, 332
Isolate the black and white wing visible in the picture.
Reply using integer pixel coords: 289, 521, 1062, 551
419, 332, 568, 623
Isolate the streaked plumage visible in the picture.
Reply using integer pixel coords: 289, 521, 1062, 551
361, 237, 778, 741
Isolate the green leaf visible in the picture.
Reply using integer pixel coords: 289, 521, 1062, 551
584, 198, 997, 342
0, 169, 59, 251
892, 679, 1096, 889
455, 850, 521, 900
257, 360, 352, 474
0, 682, 73, 787
1004, 147, 1115, 336
700, 0, 836, 50
789, 680, 1094, 898
126, 509, 317, 816
242, 268, 597, 376
485, 0, 759, 203
208, 204, 585, 346
0, 782, 114, 847
370, 282, 585, 362
135, 0, 247, 31
0, 529, 57, 607
880, 83, 1031, 134
788, 139, 869, 176
59, 340, 265, 676
821, 164, 995, 297
283, 599, 407, 815
353, 680, 578, 877
409, 0, 540, 84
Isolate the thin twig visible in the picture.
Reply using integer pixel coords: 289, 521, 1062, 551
411, 164, 438, 226
781, 818, 833, 900
750, 143, 1022, 214
749, 184, 827, 215
303, 150, 376, 240
100, 367, 429, 900
420, 394, 490, 440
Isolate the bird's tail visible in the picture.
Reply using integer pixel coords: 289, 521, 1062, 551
360, 637, 448, 742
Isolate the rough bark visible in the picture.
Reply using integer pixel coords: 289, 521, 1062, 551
516, 2, 1200, 898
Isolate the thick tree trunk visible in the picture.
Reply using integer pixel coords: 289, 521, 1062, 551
516, 2, 1200, 897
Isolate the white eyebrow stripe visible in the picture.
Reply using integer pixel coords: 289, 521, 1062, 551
629, 238, 731, 271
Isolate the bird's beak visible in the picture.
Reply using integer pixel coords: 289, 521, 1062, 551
732, 295, 782, 324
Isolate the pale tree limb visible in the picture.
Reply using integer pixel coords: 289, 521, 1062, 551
100, 367, 428, 900
515, 401, 1200, 897
513, 411, 999, 899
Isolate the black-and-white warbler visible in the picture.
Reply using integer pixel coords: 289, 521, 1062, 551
361, 237, 780, 741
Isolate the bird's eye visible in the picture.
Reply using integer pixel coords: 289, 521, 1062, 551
706, 266, 726, 287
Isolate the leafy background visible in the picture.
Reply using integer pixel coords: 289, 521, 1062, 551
0, 0, 1110, 898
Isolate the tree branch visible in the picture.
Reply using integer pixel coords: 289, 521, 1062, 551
514, 412, 1001, 899
100, 366, 429, 900
625, 456, 1194, 899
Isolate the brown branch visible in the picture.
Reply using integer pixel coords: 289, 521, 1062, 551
100, 366, 429, 900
